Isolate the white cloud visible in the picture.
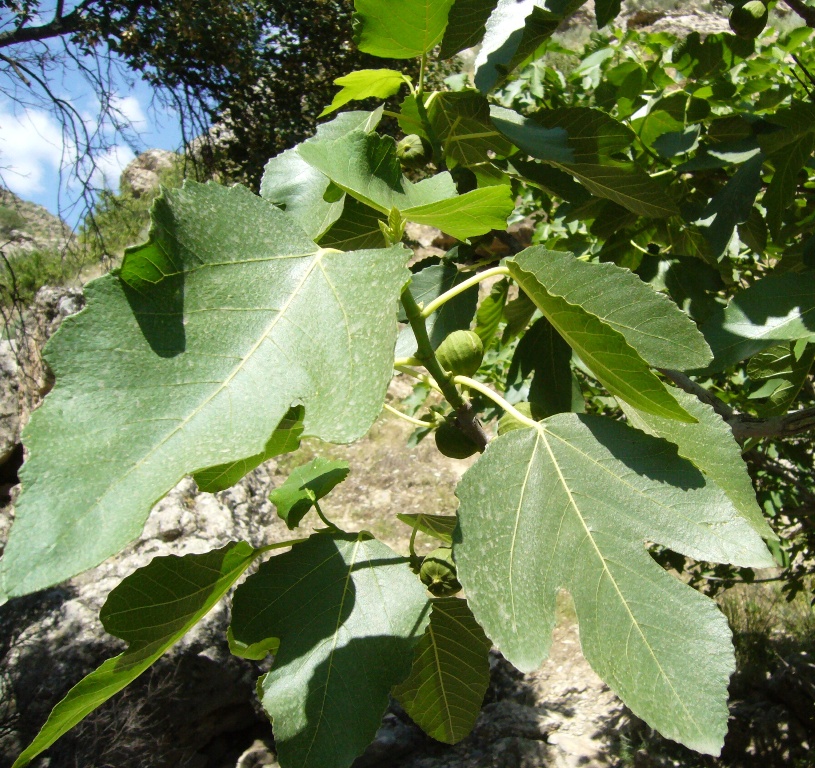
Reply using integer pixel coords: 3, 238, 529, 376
0, 104, 76, 196
90, 144, 136, 190
110, 95, 147, 130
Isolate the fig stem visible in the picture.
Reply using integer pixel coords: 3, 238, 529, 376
454, 375, 539, 430
383, 402, 435, 428
421, 266, 511, 319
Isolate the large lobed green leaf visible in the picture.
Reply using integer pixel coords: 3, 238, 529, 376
230, 533, 430, 768
13, 542, 260, 768
454, 415, 773, 755
506, 248, 700, 422
393, 597, 492, 744
354, 0, 456, 59
0, 182, 409, 599
439, 0, 499, 57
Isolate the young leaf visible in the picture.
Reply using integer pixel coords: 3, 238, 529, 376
13, 542, 260, 768
269, 457, 351, 529
474, 0, 589, 93
320, 69, 410, 117
508, 248, 713, 371
439, 0, 499, 57
397, 512, 458, 544
506, 252, 698, 422
393, 597, 491, 744
298, 130, 514, 239
700, 270, 815, 370
492, 106, 679, 218
0, 182, 409, 599
194, 405, 305, 493
454, 416, 774, 755
353, 0, 456, 59
619, 387, 774, 540
230, 532, 431, 768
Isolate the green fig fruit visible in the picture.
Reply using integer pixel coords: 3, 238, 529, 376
436, 330, 484, 377
434, 420, 479, 459
729, 0, 768, 39
420, 546, 461, 596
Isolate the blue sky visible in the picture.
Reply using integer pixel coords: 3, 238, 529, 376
0, 50, 184, 227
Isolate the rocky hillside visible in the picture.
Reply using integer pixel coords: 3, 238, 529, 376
0, 188, 72, 256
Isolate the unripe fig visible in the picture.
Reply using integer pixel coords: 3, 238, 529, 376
420, 546, 461, 596
435, 330, 484, 377
498, 401, 536, 435
434, 420, 478, 459
729, 0, 768, 38
396, 134, 430, 165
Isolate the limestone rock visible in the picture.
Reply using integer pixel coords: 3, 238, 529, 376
120, 149, 178, 198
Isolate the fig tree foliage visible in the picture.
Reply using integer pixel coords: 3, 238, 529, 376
4, 1, 815, 766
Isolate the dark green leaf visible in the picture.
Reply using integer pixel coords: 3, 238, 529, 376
474, 277, 509, 347
764, 133, 815, 239
397, 513, 458, 544
440, 0, 499, 57
747, 342, 815, 416
455, 416, 773, 754
506, 316, 578, 418
700, 271, 815, 370
230, 533, 430, 768
396, 261, 479, 358
269, 457, 351, 529
194, 406, 305, 493
393, 597, 491, 744
594, 0, 621, 28
317, 196, 387, 251
13, 543, 260, 768
0, 182, 409, 598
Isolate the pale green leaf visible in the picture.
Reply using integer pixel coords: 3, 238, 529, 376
354, 0, 456, 58
194, 405, 305, 493
474, 0, 589, 93
260, 109, 383, 241
393, 597, 491, 744
230, 533, 430, 768
428, 90, 513, 168
320, 69, 410, 117
13, 542, 259, 768
397, 513, 458, 544
509, 248, 712, 371
439, 0, 499, 57
700, 270, 815, 370
269, 457, 351, 529
0, 182, 409, 598
455, 415, 773, 754
619, 387, 774, 540
298, 130, 513, 239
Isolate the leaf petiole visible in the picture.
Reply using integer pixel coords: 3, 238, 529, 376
453, 375, 539, 430
313, 499, 341, 532
420, 266, 510, 318
383, 402, 436, 428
